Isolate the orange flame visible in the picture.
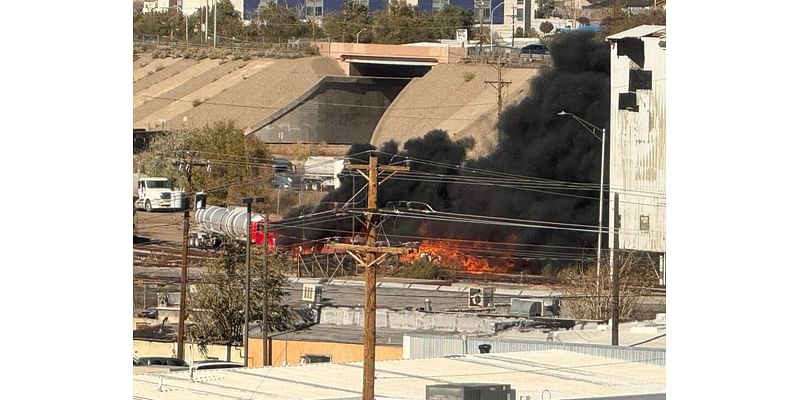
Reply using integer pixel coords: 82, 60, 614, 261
402, 240, 512, 274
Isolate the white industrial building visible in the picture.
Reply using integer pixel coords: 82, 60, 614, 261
133, 349, 666, 399
607, 25, 667, 283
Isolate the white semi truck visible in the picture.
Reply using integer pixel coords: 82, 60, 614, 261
133, 174, 187, 212
301, 156, 346, 191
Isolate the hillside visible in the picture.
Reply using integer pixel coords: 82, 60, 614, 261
370, 64, 540, 158
133, 55, 346, 131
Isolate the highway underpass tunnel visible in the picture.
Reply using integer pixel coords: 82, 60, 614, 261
348, 61, 432, 78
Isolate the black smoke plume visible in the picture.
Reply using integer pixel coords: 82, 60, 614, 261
283, 32, 609, 261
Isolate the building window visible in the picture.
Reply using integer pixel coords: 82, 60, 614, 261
639, 215, 650, 232
517, 8, 524, 20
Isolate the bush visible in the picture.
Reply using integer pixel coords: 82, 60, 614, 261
403, 260, 441, 280
462, 71, 476, 82
192, 98, 204, 107
540, 21, 554, 34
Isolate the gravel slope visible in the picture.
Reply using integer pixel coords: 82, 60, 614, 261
132, 56, 345, 131
371, 64, 540, 158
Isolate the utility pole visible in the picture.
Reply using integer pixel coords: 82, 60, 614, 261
328, 153, 414, 400
485, 57, 512, 119
213, 0, 218, 48
478, 1, 486, 55
240, 196, 265, 367
174, 152, 208, 361
262, 216, 271, 366
610, 192, 620, 345
509, 13, 516, 48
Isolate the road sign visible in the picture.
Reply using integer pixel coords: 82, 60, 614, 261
456, 29, 468, 46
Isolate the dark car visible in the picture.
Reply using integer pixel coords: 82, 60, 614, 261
134, 356, 189, 367
520, 44, 549, 55
138, 307, 157, 319
138, 307, 158, 318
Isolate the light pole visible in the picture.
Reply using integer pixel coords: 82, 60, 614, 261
490, 2, 504, 55
356, 28, 367, 44
557, 111, 606, 291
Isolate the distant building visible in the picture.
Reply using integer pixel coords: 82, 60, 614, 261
607, 25, 666, 283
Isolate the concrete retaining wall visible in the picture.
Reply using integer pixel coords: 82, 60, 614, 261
319, 306, 517, 334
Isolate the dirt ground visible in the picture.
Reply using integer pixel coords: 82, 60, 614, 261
134, 211, 185, 244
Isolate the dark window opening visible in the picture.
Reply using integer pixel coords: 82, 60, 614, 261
619, 92, 639, 112
629, 69, 652, 91
617, 37, 645, 68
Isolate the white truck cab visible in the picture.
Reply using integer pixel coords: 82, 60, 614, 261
134, 175, 186, 212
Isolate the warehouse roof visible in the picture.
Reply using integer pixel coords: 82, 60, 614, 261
133, 349, 665, 399
607, 25, 666, 40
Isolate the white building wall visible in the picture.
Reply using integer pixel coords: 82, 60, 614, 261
608, 27, 666, 254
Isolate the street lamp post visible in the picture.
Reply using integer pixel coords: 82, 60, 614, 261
490, 2, 505, 55
557, 111, 606, 291
356, 28, 367, 44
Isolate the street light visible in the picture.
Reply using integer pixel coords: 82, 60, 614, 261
490, 2, 505, 55
557, 111, 606, 291
356, 28, 367, 44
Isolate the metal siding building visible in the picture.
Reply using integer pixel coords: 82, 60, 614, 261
607, 26, 666, 271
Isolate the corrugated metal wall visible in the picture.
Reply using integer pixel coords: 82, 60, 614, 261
609, 28, 667, 254
403, 334, 666, 366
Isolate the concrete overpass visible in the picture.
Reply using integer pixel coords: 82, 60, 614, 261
315, 42, 466, 77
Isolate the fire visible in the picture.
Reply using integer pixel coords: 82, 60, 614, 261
402, 240, 512, 274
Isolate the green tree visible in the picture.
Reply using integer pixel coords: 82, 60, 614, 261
213, 0, 245, 43
372, 3, 427, 44
134, 8, 186, 39
432, 5, 474, 40
137, 121, 272, 206
537, 0, 556, 18
253, 3, 315, 43
323, 3, 371, 43
188, 246, 295, 353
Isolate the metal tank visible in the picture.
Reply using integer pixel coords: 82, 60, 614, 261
195, 206, 264, 240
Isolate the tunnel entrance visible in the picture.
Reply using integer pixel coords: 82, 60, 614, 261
247, 76, 411, 144
247, 57, 437, 145
348, 62, 432, 78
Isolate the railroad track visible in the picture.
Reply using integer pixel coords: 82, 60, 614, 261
132, 243, 666, 296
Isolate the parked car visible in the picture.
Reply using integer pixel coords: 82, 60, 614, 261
134, 356, 188, 367
191, 360, 244, 370
138, 307, 157, 319
520, 44, 549, 55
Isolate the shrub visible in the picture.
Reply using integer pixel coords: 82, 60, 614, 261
540, 21, 554, 34
403, 260, 441, 280
462, 71, 476, 82
192, 98, 204, 107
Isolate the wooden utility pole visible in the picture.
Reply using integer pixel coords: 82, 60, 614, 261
610, 192, 621, 345
174, 152, 208, 361
485, 57, 512, 119
328, 153, 414, 400
240, 196, 265, 368
262, 217, 271, 366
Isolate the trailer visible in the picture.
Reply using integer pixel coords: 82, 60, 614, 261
189, 205, 277, 251
301, 156, 346, 191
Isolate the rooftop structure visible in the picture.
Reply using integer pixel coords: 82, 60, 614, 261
133, 349, 666, 399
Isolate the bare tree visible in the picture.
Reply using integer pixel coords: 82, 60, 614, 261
557, 251, 660, 321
